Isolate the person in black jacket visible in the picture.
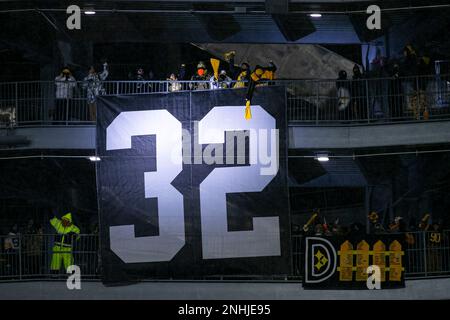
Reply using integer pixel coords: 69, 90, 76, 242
244, 61, 278, 118
351, 64, 367, 121
336, 70, 351, 120
388, 63, 404, 120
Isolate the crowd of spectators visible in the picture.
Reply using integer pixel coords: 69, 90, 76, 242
49, 42, 444, 123
0, 215, 98, 278
293, 211, 445, 238
51, 50, 278, 120
334, 43, 438, 121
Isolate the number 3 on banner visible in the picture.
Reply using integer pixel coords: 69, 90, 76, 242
106, 107, 280, 263
107, 110, 185, 263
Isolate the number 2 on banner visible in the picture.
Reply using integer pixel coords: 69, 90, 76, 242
198, 106, 280, 259
106, 107, 280, 263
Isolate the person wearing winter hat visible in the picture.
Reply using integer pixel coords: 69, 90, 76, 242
190, 61, 210, 90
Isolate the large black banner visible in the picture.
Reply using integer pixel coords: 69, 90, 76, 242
303, 234, 405, 289
96, 87, 290, 284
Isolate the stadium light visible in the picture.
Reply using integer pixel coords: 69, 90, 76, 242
84, 8, 96, 15
315, 153, 329, 162
309, 13, 322, 18
88, 156, 101, 162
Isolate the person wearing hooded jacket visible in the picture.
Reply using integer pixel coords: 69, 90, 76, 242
351, 64, 367, 120
190, 61, 210, 90
50, 212, 80, 272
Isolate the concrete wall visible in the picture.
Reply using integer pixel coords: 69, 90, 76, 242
0, 126, 96, 150
289, 121, 450, 149
4, 120, 450, 151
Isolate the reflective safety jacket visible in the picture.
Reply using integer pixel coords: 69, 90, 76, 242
50, 213, 80, 248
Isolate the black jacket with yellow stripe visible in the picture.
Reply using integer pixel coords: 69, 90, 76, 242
246, 62, 277, 101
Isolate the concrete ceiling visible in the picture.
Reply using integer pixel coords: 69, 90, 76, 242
0, 1, 448, 45
193, 43, 358, 79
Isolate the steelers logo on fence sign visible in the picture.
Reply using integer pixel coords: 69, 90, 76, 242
305, 237, 337, 284
314, 249, 329, 271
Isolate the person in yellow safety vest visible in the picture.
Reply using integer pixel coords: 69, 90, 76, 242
50, 213, 80, 272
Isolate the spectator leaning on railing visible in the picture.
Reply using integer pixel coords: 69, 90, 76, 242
190, 61, 210, 90
351, 64, 367, 120
388, 63, 404, 120
3, 224, 20, 276
82, 62, 109, 121
167, 73, 182, 92
233, 62, 251, 89
336, 70, 351, 120
427, 221, 443, 272
132, 67, 155, 93
210, 70, 232, 90
54, 68, 77, 121
23, 219, 43, 275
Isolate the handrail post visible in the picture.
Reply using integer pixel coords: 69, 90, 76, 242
423, 231, 428, 277
415, 76, 420, 120
18, 234, 22, 280
15, 82, 19, 125
366, 79, 370, 123
65, 97, 69, 125
315, 81, 319, 124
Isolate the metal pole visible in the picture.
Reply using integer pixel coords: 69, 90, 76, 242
18, 234, 22, 280
65, 96, 69, 125
415, 76, 420, 120
315, 81, 319, 125
365, 186, 370, 234
15, 82, 19, 125
423, 231, 428, 277
366, 79, 370, 123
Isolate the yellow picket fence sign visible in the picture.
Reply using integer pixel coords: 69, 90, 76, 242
356, 240, 370, 281
337, 239, 404, 283
339, 241, 353, 281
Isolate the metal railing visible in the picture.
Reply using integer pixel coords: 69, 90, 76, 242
284, 74, 450, 124
292, 229, 450, 279
0, 234, 99, 280
0, 230, 449, 281
0, 74, 449, 127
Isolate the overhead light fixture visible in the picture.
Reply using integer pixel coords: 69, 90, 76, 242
84, 8, 96, 15
88, 156, 101, 162
315, 153, 329, 162
309, 13, 322, 18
